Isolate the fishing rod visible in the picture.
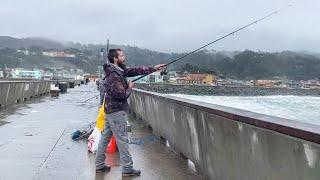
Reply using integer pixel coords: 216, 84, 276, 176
79, 6, 291, 102
132, 6, 291, 82
78, 94, 99, 103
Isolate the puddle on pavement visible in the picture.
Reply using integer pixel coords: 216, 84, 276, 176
0, 120, 9, 126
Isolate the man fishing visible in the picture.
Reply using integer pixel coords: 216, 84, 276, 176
95, 48, 165, 176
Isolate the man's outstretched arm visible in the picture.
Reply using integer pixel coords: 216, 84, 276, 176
124, 64, 165, 77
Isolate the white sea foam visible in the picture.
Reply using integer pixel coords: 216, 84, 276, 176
169, 94, 320, 126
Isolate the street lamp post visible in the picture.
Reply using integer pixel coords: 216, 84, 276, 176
98, 39, 109, 79
106, 39, 109, 53
99, 48, 105, 79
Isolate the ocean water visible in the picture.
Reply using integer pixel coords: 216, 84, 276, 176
170, 94, 320, 126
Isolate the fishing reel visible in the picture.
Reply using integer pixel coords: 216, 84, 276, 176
160, 67, 168, 76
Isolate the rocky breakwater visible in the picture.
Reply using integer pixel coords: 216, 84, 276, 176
134, 83, 320, 96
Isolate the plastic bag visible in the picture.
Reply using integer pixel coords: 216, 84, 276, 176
87, 127, 101, 153
87, 102, 105, 153
87, 101, 117, 153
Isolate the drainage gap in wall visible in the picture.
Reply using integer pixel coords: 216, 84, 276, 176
187, 159, 197, 172
180, 152, 188, 160
160, 136, 166, 144
16, 99, 20, 103
30, 96, 33, 99
23, 98, 27, 101
0, 104, 2, 109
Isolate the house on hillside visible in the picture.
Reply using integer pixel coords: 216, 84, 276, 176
176, 73, 216, 85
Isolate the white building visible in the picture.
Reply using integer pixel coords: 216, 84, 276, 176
17, 49, 29, 55
43, 72, 53, 80
149, 71, 164, 83
126, 71, 164, 83
126, 75, 149, 83
42, 51, 76, 58
13, 69, 43, 79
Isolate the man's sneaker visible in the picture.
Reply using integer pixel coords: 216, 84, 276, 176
96, 165, 111, 173
122, 169, 141, 177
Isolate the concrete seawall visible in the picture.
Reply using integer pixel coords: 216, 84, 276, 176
0, 81, 51, 108
129, 89, 320, 180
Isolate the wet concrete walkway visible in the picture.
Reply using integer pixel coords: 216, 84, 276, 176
0, 83, 202, 180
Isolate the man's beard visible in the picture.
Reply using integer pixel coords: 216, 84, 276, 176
118, 62, 126, 70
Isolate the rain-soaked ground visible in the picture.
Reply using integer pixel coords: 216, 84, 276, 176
0, 82, 202, 180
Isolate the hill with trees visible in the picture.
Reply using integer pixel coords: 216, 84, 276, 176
1, 36, 320, 80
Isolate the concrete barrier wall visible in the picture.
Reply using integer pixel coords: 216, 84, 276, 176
0, 81, 51, 108
129, 89, 320, 180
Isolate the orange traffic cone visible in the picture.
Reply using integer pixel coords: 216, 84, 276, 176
106, 135, 117, 153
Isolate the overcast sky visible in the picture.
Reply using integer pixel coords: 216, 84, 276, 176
1, 0, 319, 53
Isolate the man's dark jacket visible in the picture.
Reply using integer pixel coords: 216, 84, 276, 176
103, 63, 156, 113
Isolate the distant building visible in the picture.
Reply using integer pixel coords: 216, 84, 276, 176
149, 71, 164, 83
13, 69, 43, 79
216, 79, 232, 86
168, 77, 179, 84
255, 80, 283, 88
176, 73, 216, 85
84, 74, 99, 81
63, 72, 78, 80
17, 49, 29, 55
75, 69, 84, 73
43, 72, 53, 80
75, 75, 84, 80
127, 71, 164, 83
286, 80, 300, 89
229, 80, 250, 87
51, 68, 83, 80
42, 51, 76, 58
126, 75, 149, 83
52, 70, 64, 80
303, 80, 320, 89
167, 71, 179, 78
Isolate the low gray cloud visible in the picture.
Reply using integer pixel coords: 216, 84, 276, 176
1, 0, 319, 52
